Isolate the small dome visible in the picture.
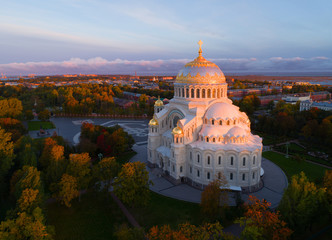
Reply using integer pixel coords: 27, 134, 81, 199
172, 126, 183, 135
154, 96, 164, 106
205, 102, 243, 120
149, 118, 158, 126
175, 40, 226, 84
226, 126, 247, 137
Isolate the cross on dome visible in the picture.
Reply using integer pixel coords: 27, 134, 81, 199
198, 40, 203, 56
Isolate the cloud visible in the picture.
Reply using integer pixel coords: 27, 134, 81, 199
0, 56, 331, 76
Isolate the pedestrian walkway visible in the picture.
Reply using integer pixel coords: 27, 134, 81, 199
130, 144, 288, 208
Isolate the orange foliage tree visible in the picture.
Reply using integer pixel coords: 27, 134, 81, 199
236, 195, 292, 240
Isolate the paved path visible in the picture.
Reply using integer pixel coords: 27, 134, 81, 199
130, 144, 288, 208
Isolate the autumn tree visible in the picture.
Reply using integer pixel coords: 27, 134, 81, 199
10, 166, 43, 205
45, 145, 67, 192
0, 207, 54, 240
236, 195, 292, 240
114, 161, 151, 207
0, 127, 15, 194
201, 175, 229, 219
93, 157, 119, 193
0, 98, 23, 118
39, 137, 58, 168
278, 172, 326, 232
323, 170, 332, 217
67, 153, 91, 191
146, 222, 234, 240
57, 174, 79, 207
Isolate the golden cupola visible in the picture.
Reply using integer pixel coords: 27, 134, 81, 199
154, 96, 164, 106
149, 118, 158, 126
175, 40, 226, 85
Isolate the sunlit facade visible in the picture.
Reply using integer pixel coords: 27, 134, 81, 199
147, 41, 263, 190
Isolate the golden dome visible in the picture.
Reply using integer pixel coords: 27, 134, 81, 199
175, 40, 226, 84
149, 118, 158, 126
172, 126, 183, 135
154, 96, 163, 106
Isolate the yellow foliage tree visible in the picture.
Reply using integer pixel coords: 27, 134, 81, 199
57, 174, 79, 208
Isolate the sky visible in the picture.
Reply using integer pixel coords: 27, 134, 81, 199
1, 0, 332, 76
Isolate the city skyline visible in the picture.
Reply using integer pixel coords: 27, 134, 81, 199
1, 0, 332, 75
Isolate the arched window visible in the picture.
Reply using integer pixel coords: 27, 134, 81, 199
230, 173, 233, 180
197, 170, 200, 177
213, 138, 215, 142
202, 89, 206, 98
191, 89, 195, 98
182, 88, 185, 98
217, 89, 220, 98
212, 89, 216, 98
197, 154, 200, 163
205, 119, 207, 124
218, 156, 221, 165
186, 88, 189, 98
207, 89, 211, 98
196, 89, 200, 98
207, 172, 210, 179
180, 166, 183, 173
212, 119, 215, 125
227, 120, 230, 125
253, 156, 256, 165
206, 137, 209, 143
243, 157, 246, 166
242, 173, 245, 181
231, 156, 234, 165
219, 120, 222, 125
207, 156, 210, 165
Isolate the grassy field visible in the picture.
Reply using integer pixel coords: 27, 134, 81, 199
28, 120, 56, 131
274, 143, 332, 167
129, 191, 202, 229
47, 192, 128, 240
262, 151, 329, 183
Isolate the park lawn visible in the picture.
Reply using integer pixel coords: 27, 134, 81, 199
28, 120, 55, 131
129, 191, 202, 229
262, 151, 328, 183
47, 191, 128, 240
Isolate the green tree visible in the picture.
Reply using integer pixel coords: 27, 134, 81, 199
278, 172, 326, 232
57, 174, 79, 208
93, 157, 119, 193
38, 109, 50, 121
114, 161, 151, 207
25, 110, 34, 121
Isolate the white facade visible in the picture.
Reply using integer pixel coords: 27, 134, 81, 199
147, 43, 263, 190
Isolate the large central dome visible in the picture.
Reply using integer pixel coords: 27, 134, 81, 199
175, 40, 226, 84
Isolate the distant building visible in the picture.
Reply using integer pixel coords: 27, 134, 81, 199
300, 100, 332, 112
282, 94, 310, 104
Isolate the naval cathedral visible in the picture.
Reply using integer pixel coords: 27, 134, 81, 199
147, 41, 263, 190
